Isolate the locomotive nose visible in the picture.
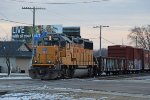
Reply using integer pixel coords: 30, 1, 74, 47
32, 46, 59, 64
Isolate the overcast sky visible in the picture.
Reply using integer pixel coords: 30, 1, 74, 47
0, 0, 150, 49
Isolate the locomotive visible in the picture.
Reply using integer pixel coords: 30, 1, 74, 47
29, 34, 97, 79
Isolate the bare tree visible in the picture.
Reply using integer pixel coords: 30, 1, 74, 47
1, 42, 14, 76
128, 25, 150, 50
3, 46, 11, 76
93, 48, 108, 57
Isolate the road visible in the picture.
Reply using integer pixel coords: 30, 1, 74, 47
0, 74, 150, 100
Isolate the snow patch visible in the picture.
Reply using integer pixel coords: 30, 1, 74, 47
99, 97, 108, 100
0, 92, 74, 100
0, 76, 31, 80
78, 97, 95, 100
54, 87, 73, 90
0, 92, 101, 100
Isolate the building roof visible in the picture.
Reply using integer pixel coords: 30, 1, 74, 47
0, 41, 32, 58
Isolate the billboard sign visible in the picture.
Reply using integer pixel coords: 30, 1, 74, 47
12, 25, 63, 44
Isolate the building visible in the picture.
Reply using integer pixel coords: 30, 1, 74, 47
0, 41, 32, 73
63, 27, 81, 37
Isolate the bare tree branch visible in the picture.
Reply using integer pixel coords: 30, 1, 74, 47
128, 25, 150, 50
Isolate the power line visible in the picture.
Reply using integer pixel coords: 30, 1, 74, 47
7, 0, 108, 4
89, 36, 116, 44
101, 37, 116, 44
89, 37, 99, 39
0, 18, 31, 25
0, 11, 31, 25
0, 12, 9, 20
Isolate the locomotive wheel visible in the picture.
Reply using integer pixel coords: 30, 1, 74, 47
88, 67, 93, 77
29, 69, 38, 79
93, 66, 99, 76
61, 66, 75, 79
68, 67, 75, 78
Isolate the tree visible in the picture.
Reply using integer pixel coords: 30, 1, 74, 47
93, 48, 108, 57
1, 42, 15, 76
3, 45, 12, 76
128, 25, 150, 50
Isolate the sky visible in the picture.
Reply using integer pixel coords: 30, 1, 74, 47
0, 0, 150, 50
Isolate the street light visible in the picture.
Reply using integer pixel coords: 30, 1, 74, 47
93, 25, 109, 57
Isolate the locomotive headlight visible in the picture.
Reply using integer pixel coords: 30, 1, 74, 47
48, 61, 51, 64
34, 60, 37, 63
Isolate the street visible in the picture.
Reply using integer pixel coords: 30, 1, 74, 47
0, 74, 150, 100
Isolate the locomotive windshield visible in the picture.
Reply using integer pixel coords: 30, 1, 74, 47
43, 40, 59, 46
43, 37, 60, 46
37, 34, 73, 47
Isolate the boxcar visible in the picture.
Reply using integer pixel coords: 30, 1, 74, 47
143, 50, 150, 71
108, 45, 144, 73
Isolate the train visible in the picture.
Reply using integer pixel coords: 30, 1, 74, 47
99, 45, 150, 75
29, 34, 150, 79
29, 34, 97, 79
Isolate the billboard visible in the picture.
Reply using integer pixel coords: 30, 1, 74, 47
12, 25, 63, 44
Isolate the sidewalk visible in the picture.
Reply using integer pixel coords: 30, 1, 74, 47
0, 73, 29, 78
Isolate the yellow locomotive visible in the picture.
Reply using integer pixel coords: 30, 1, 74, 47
29, 34, 97, 79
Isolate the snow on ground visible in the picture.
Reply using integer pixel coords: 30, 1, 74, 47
0, 73, 28, 76
51, 87, 150, 99
0, 76, 31, 80
0, 73, 31, 79
0, 92, 73, 100
0, 92, 104, 100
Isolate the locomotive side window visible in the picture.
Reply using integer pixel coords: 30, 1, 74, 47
84, 42, 93, 50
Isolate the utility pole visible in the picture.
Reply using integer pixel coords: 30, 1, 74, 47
93, 25, 109, 57
136, 36, 138, 47
22, 7, 45, 56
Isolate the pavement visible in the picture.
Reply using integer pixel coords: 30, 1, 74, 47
0, 73, 150, 100
0, 73, 29, 77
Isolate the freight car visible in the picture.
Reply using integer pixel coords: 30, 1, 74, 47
29, 34, 97, 79
101, 45, 150, 75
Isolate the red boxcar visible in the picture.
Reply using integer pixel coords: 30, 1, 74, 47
108, 45, 143, 72
133, 48, 143, 70
108, 45, 134, 59
143, 50, 150, 71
